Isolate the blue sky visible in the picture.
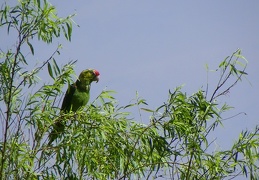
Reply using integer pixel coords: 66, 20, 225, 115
1, 1, 259, 152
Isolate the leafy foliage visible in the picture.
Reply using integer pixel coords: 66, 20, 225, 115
1, 0, 259, 180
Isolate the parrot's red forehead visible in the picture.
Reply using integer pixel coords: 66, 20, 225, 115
93, 70, 100, 76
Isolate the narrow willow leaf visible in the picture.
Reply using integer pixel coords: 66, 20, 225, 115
19, 52, 28, 65
52, 58, 60, 77
66, 22, 72, 41
37, 0, 41, 8
140, 108, 154, 113
27, 41, 34, 55
47, 62, 54, 79
124, 104, 135, 109
138, 99, 148, 105
237, 70, 248, 75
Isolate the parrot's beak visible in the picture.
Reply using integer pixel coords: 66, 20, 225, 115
94, 76, 99, 83
93, 69, 100, 83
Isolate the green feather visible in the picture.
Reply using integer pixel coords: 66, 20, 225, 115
48, 69, 100, 145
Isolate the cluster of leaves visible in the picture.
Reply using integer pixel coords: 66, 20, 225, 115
33, 94, 170, 179
0, 0, 74, 179
1, 0, 259, 180
1, 0, 73, 44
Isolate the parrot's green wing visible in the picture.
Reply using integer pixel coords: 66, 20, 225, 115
61, 83, 77, 112
48, 84, 77, 145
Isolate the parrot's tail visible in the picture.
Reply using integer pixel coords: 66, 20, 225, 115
48, 121, 65, 145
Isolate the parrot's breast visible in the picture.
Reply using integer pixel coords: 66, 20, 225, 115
70, 90, 90, 111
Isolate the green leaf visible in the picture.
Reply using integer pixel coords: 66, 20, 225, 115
124, 103, 135, 109
18, 52, 28, 65
36, 0, 41, 8
66, 22, 72, 41
237, 70, 248, 75
137, 99, 148, 105
27, 41, 34, 55
140, 108, 154, 113
47, 62, 54, 79
52, 58, 60, 76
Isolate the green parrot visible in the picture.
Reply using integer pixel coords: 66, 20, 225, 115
48, 69, 100, 144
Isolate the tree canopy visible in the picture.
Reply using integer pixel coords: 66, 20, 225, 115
0, 0, 258, 179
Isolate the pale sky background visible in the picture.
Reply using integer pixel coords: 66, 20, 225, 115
1, 0, 259, 178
